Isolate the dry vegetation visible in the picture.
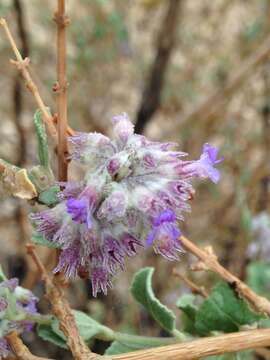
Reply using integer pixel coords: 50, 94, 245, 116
1, 0, 270, 358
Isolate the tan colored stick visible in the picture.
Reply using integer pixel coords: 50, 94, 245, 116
26, 244, 100, 360
180, 235, 270, 315
54, 0, 69, 181
112, 329, 270, 360
0, 18, 74, 140
6, 332, 53, 360
172, 268, 208, 298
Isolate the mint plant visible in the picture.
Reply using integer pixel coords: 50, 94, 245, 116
0, 1, 270, 360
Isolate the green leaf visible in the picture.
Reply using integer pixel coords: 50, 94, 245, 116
203, 350, 253, 359
105, 341, 140, 355
105, 334, 165, 355
130, 267, 176, 333
176, 294, 198, 334
195, 282, 262, 335
247, 261, 270, 298
37, 324, 67, 349
0, 265, 7, 282
50, 311, 114, 343
33, 109, 50, 169
31, 232, 61, 249
38, 185, 60, 206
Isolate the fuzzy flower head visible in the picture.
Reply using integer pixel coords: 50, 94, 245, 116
0, 274, 39, 358
31, 113, 223, 296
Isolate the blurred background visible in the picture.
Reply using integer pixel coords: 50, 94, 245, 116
1, 0, 270, 358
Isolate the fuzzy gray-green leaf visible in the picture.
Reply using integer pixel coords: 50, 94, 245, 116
130, 267, 176, 333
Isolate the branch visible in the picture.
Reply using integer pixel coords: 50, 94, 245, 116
112, 328, 270, 360
162, 33, 270, 139
53, 0, 69, 181
0, 18, 74, 141
135, 0, 182, 134
13, 0, 29, 166
172, 268, 208, 298
180, 235, 270, 315
6, 332, 53, 360
26, 244, 100, 360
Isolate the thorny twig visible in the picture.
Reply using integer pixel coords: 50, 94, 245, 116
53, 0, 69, 181
6, 332, 53, 360
26, 244, 100, 360
172, 268, 208, 298
0, 18, 74, 141
180, 235, 270, 315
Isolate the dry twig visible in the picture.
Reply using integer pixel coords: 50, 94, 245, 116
172, 268, 208, 298
6, 332, 53, 360
180, 235, 270, 315
0, 18, 74, 140
53, 0, 69, 181
112, 328, 270, 360
162, 33, 270, 139
26, 244, 100, 360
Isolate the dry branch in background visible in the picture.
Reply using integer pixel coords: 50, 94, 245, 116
135, 0, 182, 134
26, 244, 99, 360
180, 235, 270, 315
162, 33, 270, 139
112, 329, 270, 360
172, 268, 208, 298
12, 0, 29, 167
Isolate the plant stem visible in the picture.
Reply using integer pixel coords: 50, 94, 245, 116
54, 0, 69, 181
25, 313, 53, 325
114, 332, 181, 347
26, 244, 99, 360
180, 235, 270, 315
6, 332, 53, 360
112, 328, 270, 360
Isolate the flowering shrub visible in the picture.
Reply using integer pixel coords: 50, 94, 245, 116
31, 113, 223, 296
0, 269, 40, 358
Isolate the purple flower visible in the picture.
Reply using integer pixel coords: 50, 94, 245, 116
0, 276, 40, 338
0, 338, 11, 358
97, 191, 127, 222
184, 143, 223, 184
146, 210, 183, 261
120, 233, 143, 257
31, 114, 223, 296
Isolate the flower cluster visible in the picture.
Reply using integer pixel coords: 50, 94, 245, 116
31, 113, 223, 296
0, 275, 39, 358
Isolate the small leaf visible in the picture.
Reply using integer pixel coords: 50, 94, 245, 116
38, 185, 60, 206
51, 311, 114, 342
31, 232, 61, 249
195, 282, 262, 335
130, 267, 176, 333
105, 341, 138, 355
247, 261, 270, 298
0, 265, 7, 282
176, 294, 198, 334
33, 109, 50, 169
203, 350, 253, 359
37, 324, 67, 349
